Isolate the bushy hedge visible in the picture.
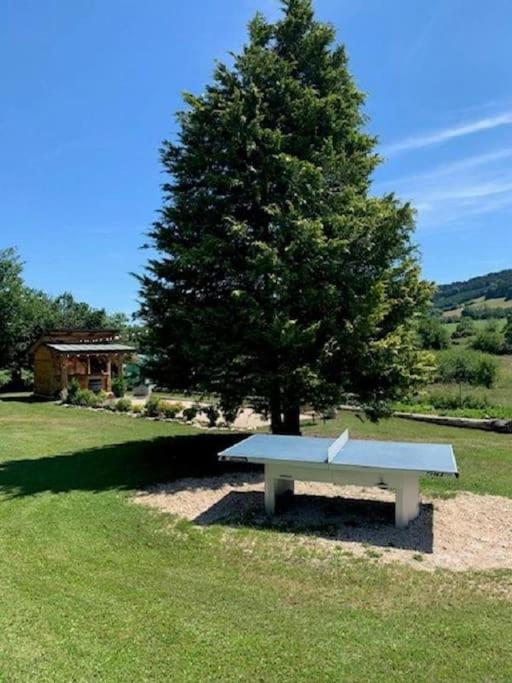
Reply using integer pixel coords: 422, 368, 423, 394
115, 398, 132, 412
202, 405, 220, 428
436, 349, 499, 388
112, 377, 127, 398
427, 390, 488, 410
451, 317, 475, 339
182, 406, 199, 422
393, 400, 512, 420
471, 330, 505, 354
417, 316, 450, 350
0, 369, 10, 390
160, 401, 184, 419
74, 389, 102, 407
144, 396, 161, 417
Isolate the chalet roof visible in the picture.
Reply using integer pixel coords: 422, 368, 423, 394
45, 328, 119, 335
45, 343, 135, 354
29, 328, 124, 355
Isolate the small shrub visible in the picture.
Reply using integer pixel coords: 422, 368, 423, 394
132, 403, 143, 414
145, 396, 161, 417
75, 388, 101, 407
182, 405, 198, 422
115, 398, 132, 412
96, 390, 108, 406
322, 407, 337, 420
111, 377, 127, 398
202, 404, 220, 428
0, 369, 10, 389
67, 378, 81, 403
161, 401, 184, 419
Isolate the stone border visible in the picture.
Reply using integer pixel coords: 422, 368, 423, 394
340, 405, 512, 434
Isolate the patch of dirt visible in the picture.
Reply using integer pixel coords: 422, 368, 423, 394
133, 473, 512, 573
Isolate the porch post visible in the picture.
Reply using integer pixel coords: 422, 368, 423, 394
60, 356, 68, 391
117, 354, 124, 379
106, 356, 112, 393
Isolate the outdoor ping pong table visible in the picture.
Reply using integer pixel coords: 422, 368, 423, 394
219, 430, 458, 528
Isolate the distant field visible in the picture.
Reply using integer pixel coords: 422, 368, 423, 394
442, 319, 505, 336
442, 297, 512, 319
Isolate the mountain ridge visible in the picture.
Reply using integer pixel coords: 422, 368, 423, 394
434, 268, 512, 311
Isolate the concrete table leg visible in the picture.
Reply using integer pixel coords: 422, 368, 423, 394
395, 475, 420, 528
264, 466, 294, 514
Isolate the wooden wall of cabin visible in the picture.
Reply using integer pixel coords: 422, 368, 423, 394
33, 346, 60, 396
34, 349, 129, 396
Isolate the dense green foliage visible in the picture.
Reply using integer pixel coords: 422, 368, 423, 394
0, 248, 130, 386
115, 397, 132, 412
462, 305, 511, 320
452, 317, 475, 339
434, 268, 512, 309
417, 315, 450, 349
139, 0, 433, 433
0, 399, 511, 680
112, 377, 127, 398
504, 313, 512, 350
424, 390, 489, 411
472, 327, 506, 354
436, 349, 499, 388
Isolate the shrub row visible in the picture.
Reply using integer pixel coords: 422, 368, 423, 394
393, 400, 512, 421
436, 349, 499, 388
65, 386, 211, 423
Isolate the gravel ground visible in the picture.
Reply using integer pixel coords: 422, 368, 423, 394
134, 473, 512, 572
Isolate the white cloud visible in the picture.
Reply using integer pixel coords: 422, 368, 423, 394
381, 112, 512, 156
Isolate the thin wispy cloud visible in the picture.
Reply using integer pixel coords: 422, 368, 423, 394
375, 142, 512, 231
381, 111, 512, 156
413, 173, 512, 230
375, 148, 512, 194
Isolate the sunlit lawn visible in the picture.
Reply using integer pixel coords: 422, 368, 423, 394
0, 397, 511, 681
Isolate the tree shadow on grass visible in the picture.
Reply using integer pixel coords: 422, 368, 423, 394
193, 490, 434, 553
0, 392, 54, 403
0, 433, 255, 499
0, 431, 433, 553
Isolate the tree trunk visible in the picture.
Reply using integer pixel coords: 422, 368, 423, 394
270, 382, 283, 434
281, 403, 301, 436
10, 368, 23, 391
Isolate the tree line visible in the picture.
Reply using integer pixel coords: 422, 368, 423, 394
434, 269, 512, 310
0, 247, 131, 388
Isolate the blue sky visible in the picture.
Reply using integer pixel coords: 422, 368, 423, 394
1, 0, 511, 314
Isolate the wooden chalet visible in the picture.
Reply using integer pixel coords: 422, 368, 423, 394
31, 329, 135, 397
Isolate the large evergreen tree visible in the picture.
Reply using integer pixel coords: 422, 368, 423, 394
138, 0, 433, 434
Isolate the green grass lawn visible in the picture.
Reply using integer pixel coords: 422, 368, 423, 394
0, 397, 511, 681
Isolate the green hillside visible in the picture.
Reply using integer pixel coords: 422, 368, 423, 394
434, 269, 512, 314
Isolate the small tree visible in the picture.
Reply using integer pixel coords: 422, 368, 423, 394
417, 315, 450, 349
437, 349, 499, 402
503, 313, 512, 351
452, 317, 475, 339
138, 0, 433, 433
472, 327, 505, 354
